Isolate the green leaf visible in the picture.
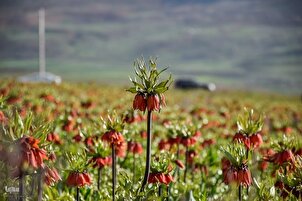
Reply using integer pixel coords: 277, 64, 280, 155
126, 87, 138, 93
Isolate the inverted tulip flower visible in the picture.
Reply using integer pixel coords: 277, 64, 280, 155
148, 153, 174, 197
127, 57, 172, 191
88, 141, 111, 190
100, 113, 125, 201
221, 143, 252, 201
235, 108, 264, 151
65, 151, 91, 201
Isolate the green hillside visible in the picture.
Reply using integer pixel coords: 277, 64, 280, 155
0, 0, 302, 93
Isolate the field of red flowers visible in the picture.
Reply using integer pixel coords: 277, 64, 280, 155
0, 59, 301, 201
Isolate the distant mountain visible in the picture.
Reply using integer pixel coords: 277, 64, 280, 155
0, 0, 302, 93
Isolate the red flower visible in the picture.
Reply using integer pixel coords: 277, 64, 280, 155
73, 134, 82, 142
174, 160, 185, 169
180, 137, 197, 147
62, 120, 75, 132
201, 139, 215, 148
158, 140, 170, 150
233, 133, 250, 149
101, 130, 124, 146
258, 161, 269, 171
140, 131, 147, 139
81, 100, 94, 109
40, 94, 56, 103
13, 136, 48, 169
84, 136, 95, 147
89, 156, 112, 169
237, 165, 252, 187
44, 167, 61, 186
272, 150, 295, 165
148, 172, 174, 185
221, 157, 231, 172
147, 94, 160, 111
133, 93, 147, 112
47, 133, 62, 145
223, 166, 238, 185
48, 152, 57, 161
250, 133, 263, 149
167, 137, 181, 146
66, 172, 92, 187
0, 111, 7, 124
127, 141, 143, 154
115, 141, 127, 157
160, 94, 166, 107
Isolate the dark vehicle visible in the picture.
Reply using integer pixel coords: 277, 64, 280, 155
174, 79, 216, 91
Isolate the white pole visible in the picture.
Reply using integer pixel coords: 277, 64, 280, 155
39, 8, 46, 76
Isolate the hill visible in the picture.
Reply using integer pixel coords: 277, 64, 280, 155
0, 0, 302, 94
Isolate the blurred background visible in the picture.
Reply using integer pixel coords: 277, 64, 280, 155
0, 0, 301, 94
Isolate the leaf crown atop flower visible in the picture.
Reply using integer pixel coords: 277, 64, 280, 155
127, 57, 173, 95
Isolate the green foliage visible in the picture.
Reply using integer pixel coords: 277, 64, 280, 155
220, 143, 248, 168
237, 108, 263, 135
100, 111, 124, 133
127, 57, 173, 95
151, 152, 173, 174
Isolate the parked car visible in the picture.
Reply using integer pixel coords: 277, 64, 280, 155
174, 79, 216, 91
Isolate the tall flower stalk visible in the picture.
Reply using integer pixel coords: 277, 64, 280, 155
221, 108, 264, 201
100, 113, 125, 201
127, 57, 172, 191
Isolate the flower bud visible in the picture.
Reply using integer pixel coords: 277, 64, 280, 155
133, 93, 147, 112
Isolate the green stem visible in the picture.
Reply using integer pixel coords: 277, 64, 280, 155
184, 146, 189, 183
37, 168, 44, 201
238, 184, 242, 201
141, 111, 152, 191
19, 172, 25, 201
98, 168, 102, 190
158, 185, 162, 197
76, 187, 79, 201
133, 153, 136, 183
112, 144, 116, 201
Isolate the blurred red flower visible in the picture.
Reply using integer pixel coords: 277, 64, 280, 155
148, 172, 174, 185
233, 133, 250, 149
133, 93, 147, 112
237, 165, 252, 187
89, 156, 112, 169
250, 133, 263, 149
174, 159, 185, 169
147, 94, 160, 111
47, 133, 63, 145
127, 141, 143, 154
66, 172, 92, 187
44, 166, 61, 186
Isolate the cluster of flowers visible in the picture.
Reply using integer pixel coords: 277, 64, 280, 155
233, 132, 263, 150
222, 158, 252, 187
66, 171, 92, 187
133, 93, 166, 112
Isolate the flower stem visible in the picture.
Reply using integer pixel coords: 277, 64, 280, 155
158, 185, 162, 196
238, 184, 242, 201
184, 146, 189, 183
37, 168, 44, 201
133, 153, 136, 183
141, 110, 152, 191
98, 168, 102, 190
112, 143, 116, 201
176, 143, 180, 178
76, 187, 79, 201
19, 172, 25, 201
